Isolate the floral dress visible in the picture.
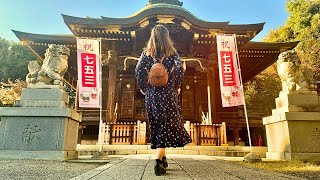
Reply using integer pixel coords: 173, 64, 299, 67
135, 52, 192, 149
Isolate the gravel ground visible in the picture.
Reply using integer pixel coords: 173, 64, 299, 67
281, 171, 320, 180
0, 159, 106, 180
235, 161, 320, 180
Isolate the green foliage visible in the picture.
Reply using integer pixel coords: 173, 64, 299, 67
0, 38, 38, 81
286, 0, 320, 36
264, 0, 320, 81
63, 81, 76, 108
0, 79, 27, 106
245, 65, 281, 113
0, 38, 38, 106
245, 0, 320, 113
263, 26, 294, 42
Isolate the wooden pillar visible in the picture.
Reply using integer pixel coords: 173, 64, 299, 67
75, 80, 79, 111
233, 107, 240, 145
106, 49, 117, 122
130, 31, 138, 55
77, 124, 82, 144
233, 127, 240, 145
206, 55, 217, 124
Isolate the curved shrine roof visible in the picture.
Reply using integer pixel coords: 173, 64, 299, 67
12, 0, 299, 83
62, 2, 264, 37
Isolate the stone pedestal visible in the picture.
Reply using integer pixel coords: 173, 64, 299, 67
263, 91, 320, 161
0, 88, 81, 160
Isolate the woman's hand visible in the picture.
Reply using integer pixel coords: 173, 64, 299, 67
140, 89, 146, 95
177, 88, 181, 95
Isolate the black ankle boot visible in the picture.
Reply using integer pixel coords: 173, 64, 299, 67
162, 156, 168, 168
154, 159, 166, 176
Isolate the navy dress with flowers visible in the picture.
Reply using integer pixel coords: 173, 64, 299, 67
135, 52, 192, 149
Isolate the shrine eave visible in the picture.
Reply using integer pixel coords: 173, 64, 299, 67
241, 41, 299, 50
62, 15, 228, 33
12, 30, 76, 45
62, 4, 230, 30
239, 41, 299, 82
104, 3, 230, 29
226, 23, 264, 33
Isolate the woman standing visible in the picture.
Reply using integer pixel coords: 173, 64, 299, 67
135, 25, 192, 176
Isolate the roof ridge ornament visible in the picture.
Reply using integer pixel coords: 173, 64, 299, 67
148, 0, 183, 6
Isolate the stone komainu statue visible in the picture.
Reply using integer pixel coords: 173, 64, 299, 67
26, 44, 70, 86
277, 50, 311, 92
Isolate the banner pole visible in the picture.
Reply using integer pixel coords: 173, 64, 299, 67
207, 85, 212, 125
233, 34, 253, 153
98, 38, 103, 152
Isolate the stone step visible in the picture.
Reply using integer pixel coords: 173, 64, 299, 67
77, 145, 267, 158
78, 150, 254, 157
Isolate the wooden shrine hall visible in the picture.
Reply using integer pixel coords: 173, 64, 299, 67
13, 0, 298, 146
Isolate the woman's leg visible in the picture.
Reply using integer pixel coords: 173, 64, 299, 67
156, 148, 166, 160
157, 148, 168, 168
154, 148, 166, 175
162, 151, 168, 168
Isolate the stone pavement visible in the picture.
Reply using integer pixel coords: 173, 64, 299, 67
0, 158, 103, 180
72, 154, 307, 180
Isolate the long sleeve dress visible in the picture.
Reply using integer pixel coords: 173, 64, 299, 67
135, 52, 192, 149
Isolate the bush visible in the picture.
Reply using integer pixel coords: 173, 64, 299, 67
0, 79, 27, 106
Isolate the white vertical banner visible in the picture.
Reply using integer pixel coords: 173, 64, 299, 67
216, 34, 244, 107
77, 38, 101, 108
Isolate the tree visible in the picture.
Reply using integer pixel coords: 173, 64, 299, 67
0, 38, 37, 81
245, 0, 320, 113
244, 65, 281, 114
264, 0, 320, 81
0, 79, 27, 107
0, 37, 38, 106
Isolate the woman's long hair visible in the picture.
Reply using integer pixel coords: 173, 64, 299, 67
145, 25, 176, 58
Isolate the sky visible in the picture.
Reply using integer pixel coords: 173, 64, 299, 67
0, 0, 288, 42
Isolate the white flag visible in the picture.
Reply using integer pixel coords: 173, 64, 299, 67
216, 35, 244, 107
77, 38, 101, 108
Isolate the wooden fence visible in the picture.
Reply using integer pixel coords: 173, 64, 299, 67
98, 120, 147, 145
184, 121, 227, 146
98, 121, 227, 146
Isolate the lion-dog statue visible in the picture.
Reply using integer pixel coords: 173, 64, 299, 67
277, 49, 311, 93
26, 44, 70, 86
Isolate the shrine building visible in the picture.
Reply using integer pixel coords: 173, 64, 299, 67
13, 0, 298, 146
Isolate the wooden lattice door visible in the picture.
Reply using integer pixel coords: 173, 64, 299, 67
194, 80, 208, 122
181, 79, 195, 121
120, 78, 135, 119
